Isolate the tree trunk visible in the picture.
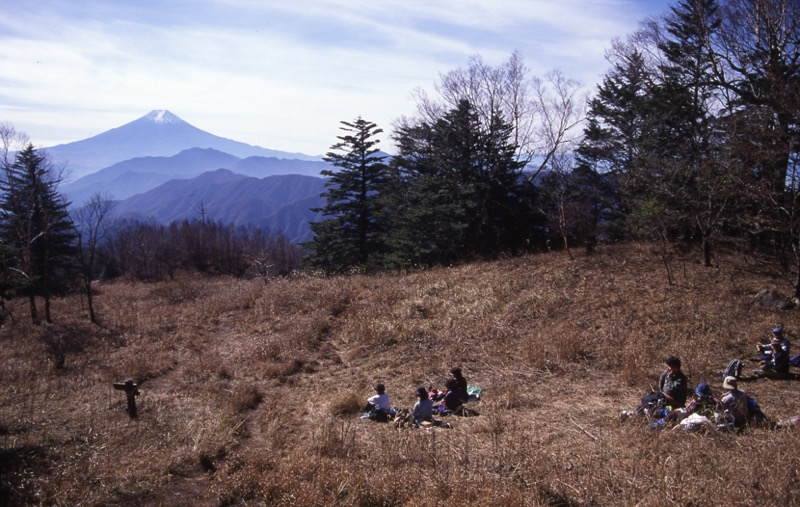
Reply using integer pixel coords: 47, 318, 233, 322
44, 293, 52, 323
85, 278, 97, 324
28, 292, 39, 324
702, 234, 712, 268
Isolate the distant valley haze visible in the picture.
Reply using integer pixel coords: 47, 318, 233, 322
47, 110, 323, 181
51, 110, 331, 244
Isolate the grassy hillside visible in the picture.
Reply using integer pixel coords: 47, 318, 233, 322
2, 244, 799, 506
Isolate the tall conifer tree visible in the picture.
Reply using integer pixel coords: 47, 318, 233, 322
0, 144, 78, 323
305, 117, 388, 273
386, 100, 528, 267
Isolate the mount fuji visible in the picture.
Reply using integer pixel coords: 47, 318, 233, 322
50, 110, 332, 243
44, 110, 322, 181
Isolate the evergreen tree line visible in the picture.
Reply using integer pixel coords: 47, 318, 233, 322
574, 0, 800, 290
2, 0, 798, 321
305, 0, 800, 294
304, 106, 544, 272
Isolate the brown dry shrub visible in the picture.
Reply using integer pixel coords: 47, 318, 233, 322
327, 391, 363, 417
228, 384, 263, 413
36, 321, 100, 369
149, 276, 207, 304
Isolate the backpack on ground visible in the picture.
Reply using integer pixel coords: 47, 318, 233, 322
637, 392, 667, 419
723, 359, 744, 379
362, 405, 390, 423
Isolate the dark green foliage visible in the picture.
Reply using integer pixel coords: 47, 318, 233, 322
654, 0, 728, 267
575, 50, 654, 238
305, 117, 389, 273
571, 0, 800, 285
383, 100, 535, 268
0, 144, 78, 323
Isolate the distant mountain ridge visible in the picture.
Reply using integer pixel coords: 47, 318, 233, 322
113, 170, 327, 243
51, 110, 331, 243
45, 110, 322, 180
61, 147, 329, 205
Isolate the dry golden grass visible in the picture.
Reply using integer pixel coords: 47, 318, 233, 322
2, 244, 800, 506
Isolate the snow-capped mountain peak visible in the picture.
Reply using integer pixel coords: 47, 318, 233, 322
145, 110, 182, 124
43, 109, 323, 181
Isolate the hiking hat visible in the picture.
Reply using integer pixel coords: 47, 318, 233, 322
416, 386, 428, 398
694, 383, 710, 397
665, 356, 681, 368
450, 367, 463, 377
375, 383, 385, 394
773, 327, 783, 334
722, 376, 737, 390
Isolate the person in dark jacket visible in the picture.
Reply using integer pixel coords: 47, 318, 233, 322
441, 378, 465, 412
757, 326, 790, 360
659, 356, 689, 408
756, 337, 791, 379
664, 383, 720, 424
450, 367, 468, 402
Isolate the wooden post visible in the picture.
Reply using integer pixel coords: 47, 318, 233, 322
113, 378, 139, 418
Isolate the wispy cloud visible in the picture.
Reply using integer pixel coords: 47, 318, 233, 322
0, 0, 671, 155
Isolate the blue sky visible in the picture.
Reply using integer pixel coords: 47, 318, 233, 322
1, 0, 673, 156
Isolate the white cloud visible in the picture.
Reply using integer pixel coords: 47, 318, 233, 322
0, 0, 672, 155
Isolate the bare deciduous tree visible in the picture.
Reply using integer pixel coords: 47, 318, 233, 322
0, 122, 29, 169
407, 52, 586, 180
72, 193, 116, 324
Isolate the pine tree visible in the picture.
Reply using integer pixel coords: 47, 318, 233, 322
577, 49, 655, 179
305, 117, 388, 273
385, 100, 529, 267
656, 0, 728, 266
0, 144, 78, 323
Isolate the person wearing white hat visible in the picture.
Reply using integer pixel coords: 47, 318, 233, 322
755, 336, 791, 379
720, 376, 750, 428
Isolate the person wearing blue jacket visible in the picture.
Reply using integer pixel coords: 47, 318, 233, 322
412, 386, 433, 426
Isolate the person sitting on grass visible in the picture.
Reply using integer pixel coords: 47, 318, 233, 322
361, 383, 392, 422
754, 337, 791, 379
659, 356, 689, 409
440, 377, 465, 413
412, 386, 433, 426
757, 326, 790, 360
720, 376, 760, 429
450, 367, 468, 402
664, 383, 720, 424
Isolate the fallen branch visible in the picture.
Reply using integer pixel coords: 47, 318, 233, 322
569, 414, 599, 441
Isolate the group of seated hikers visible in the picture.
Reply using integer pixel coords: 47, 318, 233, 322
626, 325, 800, 431
628, 352, 771, 431
722, 325, 800, 382
361, 367, 479, 427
